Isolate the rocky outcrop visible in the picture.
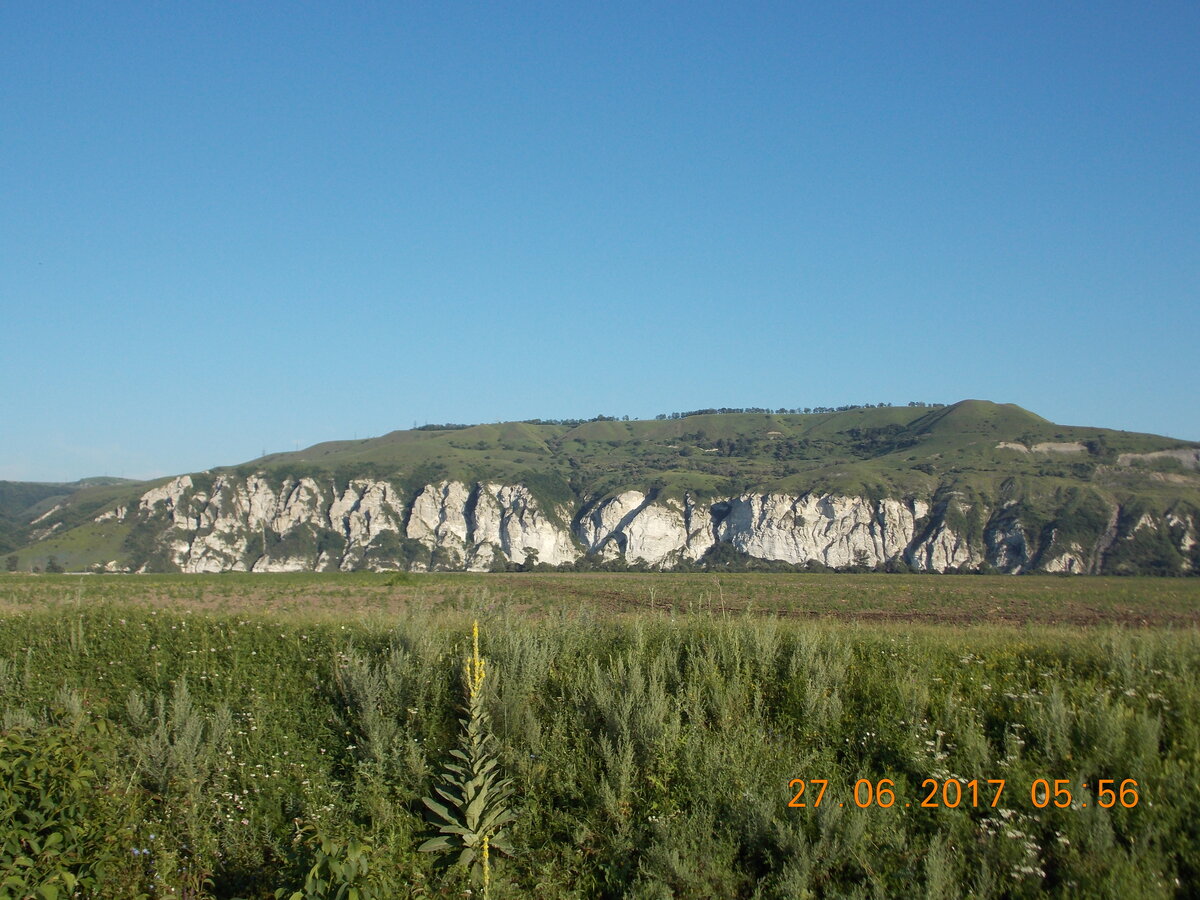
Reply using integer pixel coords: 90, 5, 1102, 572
1117, 448, 1200, 470
984, 509, 1030, 572
578, 491, 714, 565
406, 481, 576, 570
109, 472, 1198, 575
127, 473, 406, 573
1041, 540, 1088, 573
910, 521, 981, 572
712, 494, 928, 569
478, 483, 578, 568
997, 441, 1087, 454
30, 503, 66, 525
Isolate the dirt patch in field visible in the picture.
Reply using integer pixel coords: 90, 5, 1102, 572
2, 572, 1197, 628
492, 573, 1200, 627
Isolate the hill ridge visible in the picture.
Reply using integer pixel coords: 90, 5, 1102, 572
4, 400, 1198, 575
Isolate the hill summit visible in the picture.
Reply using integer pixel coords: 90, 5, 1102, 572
6, 401, 1199, 575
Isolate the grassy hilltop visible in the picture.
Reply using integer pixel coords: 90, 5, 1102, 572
237, 400, 1198, 502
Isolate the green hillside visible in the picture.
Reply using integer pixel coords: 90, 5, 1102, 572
0, 478, 138, 557
242, 399, 1196, 505
6, 401, 1199, 574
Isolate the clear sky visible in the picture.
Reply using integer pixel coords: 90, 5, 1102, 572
2, 1, 1197, 482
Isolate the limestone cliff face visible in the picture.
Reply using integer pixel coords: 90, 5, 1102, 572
910, 519, 981, 572
712, 494, 928, 569
110, 472, 1197, 574
578, 491, 713, 565
129, 474, 405, 573
327, 480, 404, 570
983, 509, 1030, 572
405, 481, 473, 566
405, 481, 576, 570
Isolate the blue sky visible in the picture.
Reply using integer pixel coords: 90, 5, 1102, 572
2, 1, 1197, 482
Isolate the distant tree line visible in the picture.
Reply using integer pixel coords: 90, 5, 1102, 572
414, 415, 628, 431
519, 415, 625, 427
654, 402, 944, 420
411, 406, 946, 431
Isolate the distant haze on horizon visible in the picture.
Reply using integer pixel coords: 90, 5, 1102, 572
2, 2, 1197, 483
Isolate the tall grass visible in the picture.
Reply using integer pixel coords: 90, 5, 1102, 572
0, 599, 1197, 897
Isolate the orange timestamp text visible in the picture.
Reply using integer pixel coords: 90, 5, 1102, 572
787, 778, 1140, 810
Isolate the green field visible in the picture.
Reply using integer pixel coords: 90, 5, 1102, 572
1, 573, 1198, 898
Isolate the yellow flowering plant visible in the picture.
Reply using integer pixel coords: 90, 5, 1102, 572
419, 621, 514, 897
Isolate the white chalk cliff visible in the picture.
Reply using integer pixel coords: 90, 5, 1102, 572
108, 472, 1195, 575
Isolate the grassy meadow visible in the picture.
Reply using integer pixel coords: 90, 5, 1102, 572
1, 573, 1198, 898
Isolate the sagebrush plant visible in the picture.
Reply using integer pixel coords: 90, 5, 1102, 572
419, 621, 514, 896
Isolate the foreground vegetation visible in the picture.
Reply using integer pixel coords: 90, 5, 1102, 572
1, 574, 1198, 897
3, 572, 1200, 626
